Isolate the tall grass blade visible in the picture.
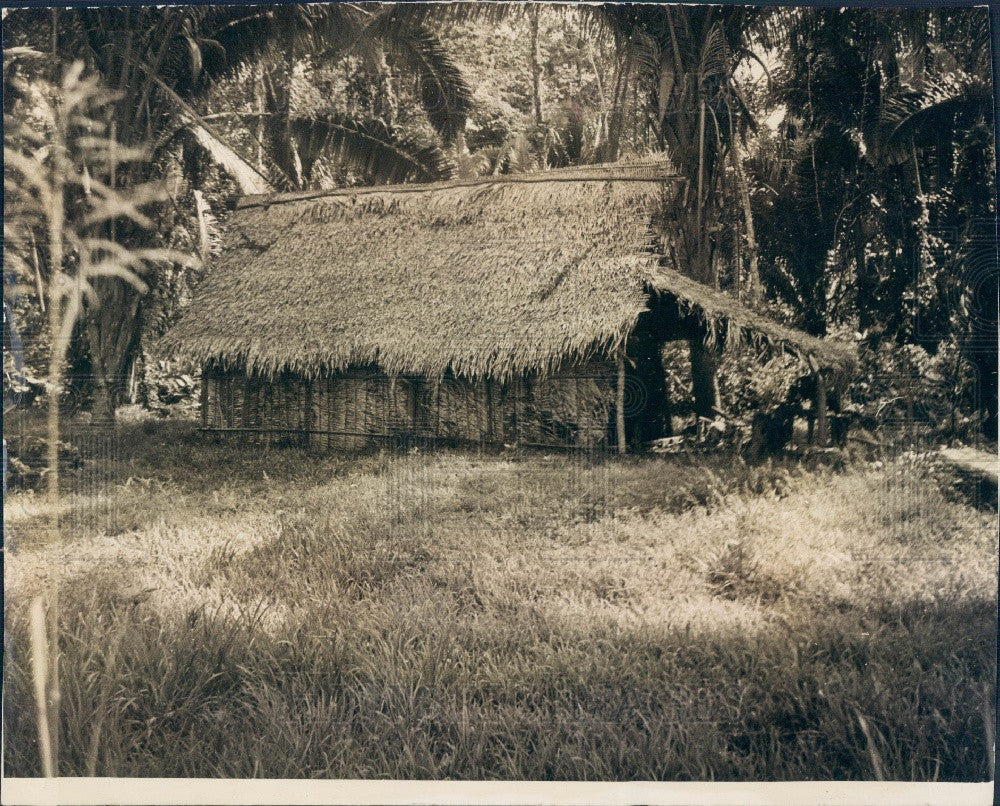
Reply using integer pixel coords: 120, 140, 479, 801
29, 597, 55, 777
856, 710, 887, 781
983, 682, 995, 778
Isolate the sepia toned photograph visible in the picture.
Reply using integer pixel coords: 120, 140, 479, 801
2, 1, 997, 799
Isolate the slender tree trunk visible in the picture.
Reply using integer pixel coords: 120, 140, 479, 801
854, 225, 878, 332
375, 52, 397, 125
689, 336, 721, 419
46, 277, 63, 510
256, 67, 265, 173
601, 41, 634, 163
529, 5, 543, 125
729, 142, 760, 303
50, 9, 58, 61
194, 189, 211, 261
263, 31, 302, 189
42, 96, 66, 780
813, 369, 829, 446
46, 140, 66, 513
616, 353, 627, 454
696, 100, 705, 247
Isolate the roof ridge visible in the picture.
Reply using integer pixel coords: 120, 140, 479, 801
235, 159, 684, 210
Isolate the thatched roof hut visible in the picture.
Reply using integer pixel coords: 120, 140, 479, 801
161, 160, 854, 451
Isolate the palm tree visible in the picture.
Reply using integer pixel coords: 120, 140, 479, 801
594, 4, 769, 417
5, 5, 471, 189
882, 11, 996, 438
5, 58, 195, 486
209, 4, 471, 189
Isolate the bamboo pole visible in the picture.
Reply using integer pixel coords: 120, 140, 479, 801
815, 375, 829, 446
807, 357, 829, 446
200, 373, 207, 428
235, 164, 684, 209
616, 354, 627, 455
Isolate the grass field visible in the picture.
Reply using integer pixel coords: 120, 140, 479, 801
3, 421, 997, 780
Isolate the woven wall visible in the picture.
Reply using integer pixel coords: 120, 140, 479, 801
204, 367, 310, 446
515, 361, 618, 447
309, 370, 415, 450
203, 359, 619, 451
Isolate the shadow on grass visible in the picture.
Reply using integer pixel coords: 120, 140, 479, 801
3, 576, 994, 780
7, 415, 846, 504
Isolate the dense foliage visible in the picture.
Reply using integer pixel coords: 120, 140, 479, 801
750, 8, 996, 434
4, 6, 996, 784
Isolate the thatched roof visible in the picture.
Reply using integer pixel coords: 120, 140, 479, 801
160, 161, 854, 380
648, 266, 855, 372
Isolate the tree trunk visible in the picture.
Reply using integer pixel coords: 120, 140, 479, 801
854, 225, 877, 332
689, 336, 720, 419
255, 67, 265, 173
261, 35, 300, 189
84, 278, 143, 422
46, 113, 66, 516
616, 353, 627, 454
529, 6, 543, 125
813, 369, 829, 446
46, 252, 64, 515
88, 376, 115, 426
602, 51, 629, 163
375, 52, 397, 125
729, 141, 760, 303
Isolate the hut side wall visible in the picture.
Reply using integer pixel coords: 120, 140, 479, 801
515, 360, 618, 448
409, 361, 618, 448
309, 370, 415, 450
203, 366, 309, 446
203, 358, 621, 451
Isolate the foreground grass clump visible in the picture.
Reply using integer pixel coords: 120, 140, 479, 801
4, 421, 996, 779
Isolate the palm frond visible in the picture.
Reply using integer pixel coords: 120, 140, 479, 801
698, 23, 732, 80
129, 61, 273, 194
495, 133, 539, 175
362, 10, 474, 142
883, 75, 992, 148
185, 4, 368, 94
290, 113, 455, 185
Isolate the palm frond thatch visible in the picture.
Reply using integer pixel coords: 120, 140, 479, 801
160, 160, 854, 379
646, 266, 853, 370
